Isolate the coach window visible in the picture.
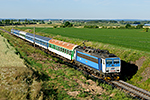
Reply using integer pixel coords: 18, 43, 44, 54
69, 51, 71, 55
49, 44, 51, 47
64, 49, 66, 53
53, 45, 55, 49
70, 51, 72, 55
56, 46, 58, 50
62, 48, 64, 52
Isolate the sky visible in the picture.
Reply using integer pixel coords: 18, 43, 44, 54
0, 0, 150, 19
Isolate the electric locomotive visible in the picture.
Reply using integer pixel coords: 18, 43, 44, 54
75, 46, 121, 80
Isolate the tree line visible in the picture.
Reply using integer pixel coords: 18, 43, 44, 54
0, 19, 45, 26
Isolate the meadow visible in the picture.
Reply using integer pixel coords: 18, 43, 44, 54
18, 27, 150, 52
16, 27, 150, 92
0, 28, 135, 99
0, 35, 26, 67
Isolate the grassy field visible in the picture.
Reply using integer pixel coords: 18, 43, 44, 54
0, 35, 26, 67
0, 29, 136, 99
18, 27, 150, 52
14, 27, 150, 92
0, 34, 40, 99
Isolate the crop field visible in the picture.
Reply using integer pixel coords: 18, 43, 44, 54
18, 27, 150, 52
0, 35, 26, 67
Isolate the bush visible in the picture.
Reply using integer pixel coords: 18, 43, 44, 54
125, 24, 131, 29
64, 21, 73, 27
136, 24, 143, 29
60, 25, 65, 28
84, 25, 99, 28
143, 28, 149, 32
119, 26, 126, 29
53, 25, 58, 28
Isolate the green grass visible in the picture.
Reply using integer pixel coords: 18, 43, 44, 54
12, 27, 150, 92
0, 29, 136, 100
18, 27, 150, 52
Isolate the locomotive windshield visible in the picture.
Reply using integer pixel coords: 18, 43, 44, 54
114, 59, 119, 64
106, 60, 112, 64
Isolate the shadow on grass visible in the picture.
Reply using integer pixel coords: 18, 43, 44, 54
120, 60, 138, 81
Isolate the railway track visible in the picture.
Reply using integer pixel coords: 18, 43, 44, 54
111, 80, 150, 100
73, 64, 150, 100
1, 28, 150, 100
0, 28, 11, 34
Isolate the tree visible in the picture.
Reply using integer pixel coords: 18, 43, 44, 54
143, 28, 149, 32
64, 21, 73, 27
53, 25, 58, 28
10, 20, 14, 25
5, 19, 10, 25
18, 19, 21, 25
125, 24, 131, 28
2, 20, 4, 25
47, 21, 52, 24
136, 24, 143, 29
25, 19, 28, 24
41, 20, 45, 24
84, 25, 99, 28
0, 21, 2, 25
28, 20, 30, 25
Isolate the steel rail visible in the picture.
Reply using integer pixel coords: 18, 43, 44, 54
111, 80, 150, 100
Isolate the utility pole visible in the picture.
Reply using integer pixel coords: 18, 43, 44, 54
4, 20, 5, 29
34, 26, 35, 47
12, 22, 13, 34
12, 21, 13, 29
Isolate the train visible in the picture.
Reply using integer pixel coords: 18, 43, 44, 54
11, 29, 121, 80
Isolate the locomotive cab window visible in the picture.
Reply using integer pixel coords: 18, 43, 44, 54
106, 60, 112, 65
114, 59, 119, 64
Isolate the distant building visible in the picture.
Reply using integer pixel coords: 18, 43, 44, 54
143, 24, 150, 28
131, 24, 138, 26
144, 24, 150, 26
